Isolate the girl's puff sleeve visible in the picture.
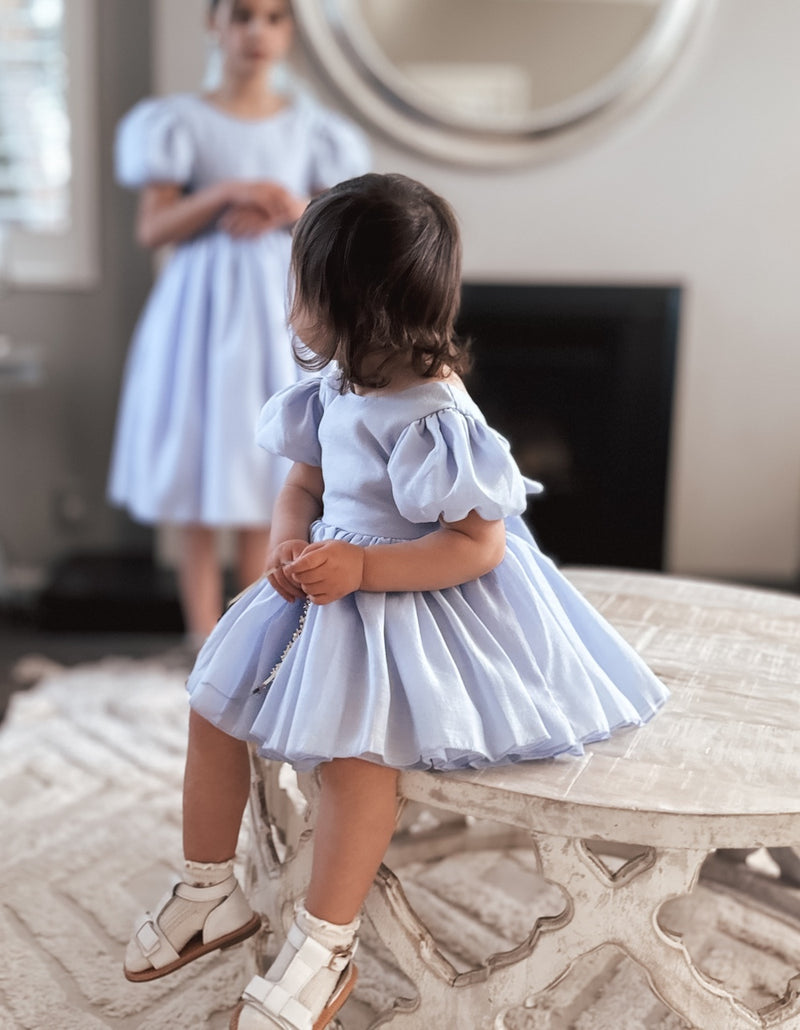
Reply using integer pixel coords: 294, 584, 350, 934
307, 108, 371, 194
255, 377, 325, 466
387, 408, 543, 524
114, 97, 195, 189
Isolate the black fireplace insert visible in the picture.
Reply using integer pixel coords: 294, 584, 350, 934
458, 283, 680, 570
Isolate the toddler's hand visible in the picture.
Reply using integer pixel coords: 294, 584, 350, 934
266, 539, 308, 602
289, 541, 365, 605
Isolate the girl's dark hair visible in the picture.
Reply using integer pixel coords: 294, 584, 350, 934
289, 173, 469, 390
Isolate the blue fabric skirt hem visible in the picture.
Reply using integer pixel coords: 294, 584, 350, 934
187, 678, 666, 773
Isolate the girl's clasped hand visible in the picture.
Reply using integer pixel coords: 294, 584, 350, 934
219, 180, 308, 237
267, 540, 365, 604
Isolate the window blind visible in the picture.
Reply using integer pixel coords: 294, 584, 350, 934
0, 0, 70, 229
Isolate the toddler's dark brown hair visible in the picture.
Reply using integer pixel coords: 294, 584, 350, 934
290, 173, 470, 390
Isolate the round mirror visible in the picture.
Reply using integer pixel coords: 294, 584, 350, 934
293, 0, 710, 166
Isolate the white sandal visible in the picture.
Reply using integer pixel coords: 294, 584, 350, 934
124, 874, 262, 982
229, 918, 358, 1030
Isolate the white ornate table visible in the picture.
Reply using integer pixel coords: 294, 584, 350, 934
244, 569, 800, 1029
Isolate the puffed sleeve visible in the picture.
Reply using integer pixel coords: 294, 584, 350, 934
307, 108, 371, 193
387, 408, 543, 524
255, 376, 326, 465
114, 96, 196, 189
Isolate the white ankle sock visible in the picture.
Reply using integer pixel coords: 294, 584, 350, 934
184, 858, 235, 887
295, 904, 360, 951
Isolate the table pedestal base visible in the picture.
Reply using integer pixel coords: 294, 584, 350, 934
244, 757, 800, 1029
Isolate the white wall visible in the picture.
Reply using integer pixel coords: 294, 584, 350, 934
156, 0, 800, 585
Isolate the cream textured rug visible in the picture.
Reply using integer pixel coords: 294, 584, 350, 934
2, 656, 800, 1030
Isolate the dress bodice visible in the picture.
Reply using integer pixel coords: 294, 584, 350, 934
257, 374, 537, 541
115, 93, 371, 200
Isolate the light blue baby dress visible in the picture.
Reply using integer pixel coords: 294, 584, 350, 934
186, 372, 669, 771
109, 94, 370, 525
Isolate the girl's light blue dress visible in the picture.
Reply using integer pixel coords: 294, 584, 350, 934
109, 94, 370, 525
186, 373, 669, 771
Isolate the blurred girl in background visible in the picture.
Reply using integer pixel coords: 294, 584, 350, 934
109, 0, 369, 643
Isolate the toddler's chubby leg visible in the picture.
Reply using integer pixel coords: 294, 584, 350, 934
124, 711, 259, 981
183, 709, 252, 861
231, 759, 399, 1029
307, 758, 401, 924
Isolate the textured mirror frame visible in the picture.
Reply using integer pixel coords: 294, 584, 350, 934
293, 0, 714, 167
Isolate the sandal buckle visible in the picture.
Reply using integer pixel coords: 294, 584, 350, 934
136, 919, 161, 957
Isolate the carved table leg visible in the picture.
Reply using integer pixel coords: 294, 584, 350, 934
244, 760, 800, 1029
364, 834, 800, 1029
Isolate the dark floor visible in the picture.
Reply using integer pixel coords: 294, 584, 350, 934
0, 550, 191, 724
0, 616, 187, 724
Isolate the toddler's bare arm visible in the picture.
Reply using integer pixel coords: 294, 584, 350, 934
289, 512, 506, 604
